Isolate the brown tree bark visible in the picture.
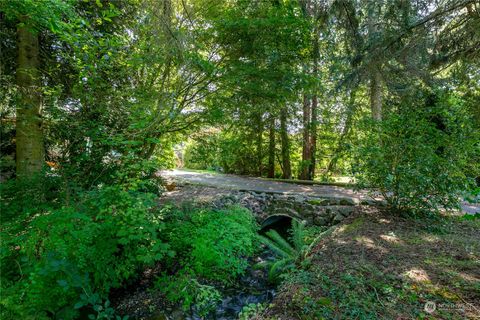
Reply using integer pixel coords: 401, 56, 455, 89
267, 114, 275, 178
279, 107, 291, 179
15, 21, 44, 177
255, 113, 263, 176
308, 32, 320, 180
299, 94, 310, 180
309, 93, 317, 180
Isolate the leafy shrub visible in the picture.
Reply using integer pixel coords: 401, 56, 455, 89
114, 157, 166, 195
355, 90, 478, 214
1, 185, 170, 319
156, 269, 221, 317
163, 205, 259, 283
0, 173, 65, 222
238, 302, 267, 320
155, 205, 258, 315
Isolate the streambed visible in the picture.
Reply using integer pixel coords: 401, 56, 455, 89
150, 247, 277, 320
112, 218, 293, 320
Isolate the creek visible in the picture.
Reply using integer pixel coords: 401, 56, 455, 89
150, 216, 293, 320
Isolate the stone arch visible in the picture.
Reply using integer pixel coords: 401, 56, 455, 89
260, 214, 294, 230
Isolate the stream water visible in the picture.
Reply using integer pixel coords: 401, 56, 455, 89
151, 217, 293, 320
207, 249, 277, 320
108, 216, 293, 320
149, 247, 277, 320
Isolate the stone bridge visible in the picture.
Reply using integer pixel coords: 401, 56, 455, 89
160, 170, 479, 223
222, 190, 362, 228
160, 184, 370, 229
160, 169, 377, 228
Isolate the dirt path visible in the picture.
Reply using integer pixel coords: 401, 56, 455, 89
160, 169, 480, 214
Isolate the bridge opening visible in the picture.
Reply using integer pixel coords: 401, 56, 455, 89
259, 215, 294, 241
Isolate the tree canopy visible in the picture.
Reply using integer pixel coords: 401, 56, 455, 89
0, 0, 479, 319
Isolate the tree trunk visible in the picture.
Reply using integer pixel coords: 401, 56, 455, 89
327, 89, 356, 174
370, 67, 383, 121
255, 113, 263, 176
267, 114, 275, 178
279, 107, 291, 179
367, 2, 383, 122
299, 94, 310, 180
309, 93, 317, 180
15, 21, 44, 177
308, 32, 320, 180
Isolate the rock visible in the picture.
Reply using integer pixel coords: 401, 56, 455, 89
314, 216, 329, 225
165, 182, 176, 191
338, 198, 356, 205
171, 310, 185, 320
333, 213, 345, 223
293, 195, 306, 202
304, 203, 316, 211
304, 216, 314, 224
338, 206, 354, 217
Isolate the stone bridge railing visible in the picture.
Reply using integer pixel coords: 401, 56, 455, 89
161, 185, 376, 228
213, 190, 369, 227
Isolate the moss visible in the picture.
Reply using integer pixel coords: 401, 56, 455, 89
306, 199, 328, 206
343, 216, 365, 233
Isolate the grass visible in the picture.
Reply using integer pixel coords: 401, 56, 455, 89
261, 208, 480, 319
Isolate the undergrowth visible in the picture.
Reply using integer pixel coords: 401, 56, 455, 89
155, 205, 259, 316
0, 176, 169, 320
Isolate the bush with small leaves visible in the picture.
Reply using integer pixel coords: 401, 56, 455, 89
0, 186, 170, 319
354, 90, 478, 215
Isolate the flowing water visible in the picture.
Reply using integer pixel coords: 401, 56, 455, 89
151, 217, 294, 320
150, 247, 277, 320
109, 217, 292, 320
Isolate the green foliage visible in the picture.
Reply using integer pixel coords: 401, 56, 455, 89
1, 186, 169, 319
154, 206, 258, 315
163, 206, 259, 284
183, 132, 222, 171
355, 90, 478, 214
1, 0, 75, 32
184, 130, 261, 175
75, 295, 129, 320
156, 269, 221, 317
259, 219, 309, 282
0, 173, 64, 222
238, 302, 267, 320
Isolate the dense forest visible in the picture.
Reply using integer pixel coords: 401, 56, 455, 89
1, 0, 479, 319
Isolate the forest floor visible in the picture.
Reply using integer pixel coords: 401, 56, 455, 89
161, 169, 480, 215
263, 208, 480, 319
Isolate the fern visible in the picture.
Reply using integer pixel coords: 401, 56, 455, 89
258, 219, 307, 282
290, 219, 306, 253
262, 230, 296, 257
